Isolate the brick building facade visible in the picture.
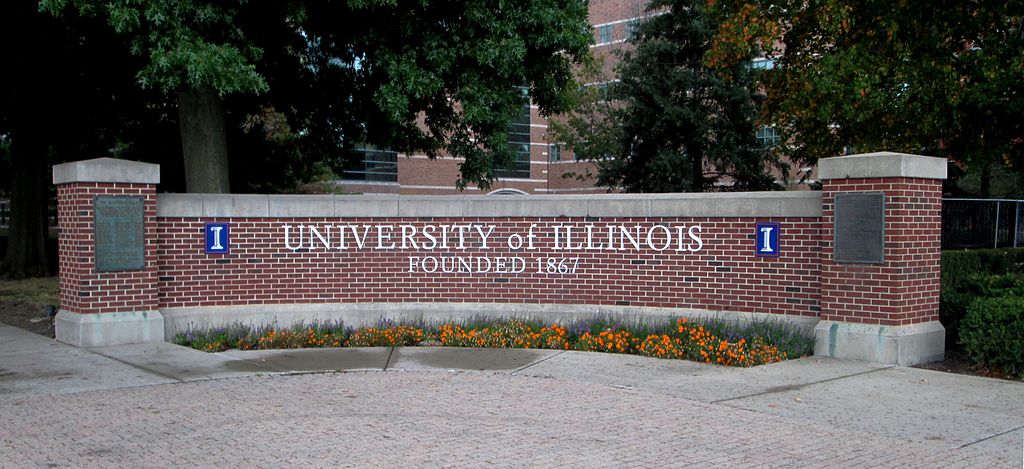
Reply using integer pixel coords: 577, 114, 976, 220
332, 0, 652, 196
333, 0, 815, 196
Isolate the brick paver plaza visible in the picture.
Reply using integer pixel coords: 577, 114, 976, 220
0, 369, 1012, 467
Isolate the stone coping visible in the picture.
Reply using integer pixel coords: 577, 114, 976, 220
53, 158, 160, 185
818, 152, 947, 181
156, 191, 822, 218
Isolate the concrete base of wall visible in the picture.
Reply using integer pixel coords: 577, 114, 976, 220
55, 310, 165, 347
160, 302, 820, 341
814, 320, 945, 366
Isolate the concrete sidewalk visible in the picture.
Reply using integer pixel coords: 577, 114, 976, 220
1, 322, 1022, 466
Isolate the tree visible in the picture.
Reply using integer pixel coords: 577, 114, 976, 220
556, 0, 782, 193
43, 0, 593, 191
299, 1, 593, 188
6, 0, 588, 276
0, 2, 151, 278
546, 58, 624, 188
708, 0, 1024, 196
41, 0, 271, 193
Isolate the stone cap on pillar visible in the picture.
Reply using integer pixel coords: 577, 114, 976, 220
818, 152, 947, 181
53, 158, 160, 185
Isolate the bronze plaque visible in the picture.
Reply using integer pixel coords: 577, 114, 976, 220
94, 196, 145, 272
834, 192, 885, 264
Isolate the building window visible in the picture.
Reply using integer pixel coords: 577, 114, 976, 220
341, 146, 399, 182
583, 81, 613, 101
497, 100, 532, 179
549, 144, 561, 162
751, 58, 776, 70
487, 188, 528, 196
597, 24, 614, 44
625, 19, 640, 40
756, 126, 780, 147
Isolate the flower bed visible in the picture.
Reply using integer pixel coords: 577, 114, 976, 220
174, 317, 812, 368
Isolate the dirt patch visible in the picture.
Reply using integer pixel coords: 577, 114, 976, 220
0, 276, 57, 338
0, 300, 55, 338
913, 348, 1021, 382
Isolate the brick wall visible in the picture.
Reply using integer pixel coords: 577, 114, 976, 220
589, 0, 649, 27
155, 217, 822, 318
820, 177, 943, 326
57, 182, 159, 314
52, 153, 949, 361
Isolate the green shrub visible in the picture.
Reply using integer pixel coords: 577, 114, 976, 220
942, 248, 1024, 281
941, 248, 1024, 345
960, 296, 1024, 378
942, 273, 1024, 342
942, 248, 1024, 291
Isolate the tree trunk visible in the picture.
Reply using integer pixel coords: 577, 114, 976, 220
178, 88, 230, 193
689, 145, 704, 192
1, 3, 51, 279
979, 161, 991, 198
1, 138, 50, 279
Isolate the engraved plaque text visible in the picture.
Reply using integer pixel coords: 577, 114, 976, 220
834, 192, 885, 264
94, 196, 145, 272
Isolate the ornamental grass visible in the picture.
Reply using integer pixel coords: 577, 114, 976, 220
175, 316, 809, 368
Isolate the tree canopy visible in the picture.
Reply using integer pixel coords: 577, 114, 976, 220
1, 0, 592, 277
0, 1, 160, 277
708, 0, 1024, 195
554, 0, 782, 192
42, 0, 594, 190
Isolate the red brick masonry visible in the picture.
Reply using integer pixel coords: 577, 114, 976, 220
820, 178, 943, 326
155, 217, 823, 319
56, 182, 159, 315
53, 153, 947, 334
51, 153, 948, 362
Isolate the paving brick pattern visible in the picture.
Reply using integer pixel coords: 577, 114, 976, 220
0, 371, 1009, 467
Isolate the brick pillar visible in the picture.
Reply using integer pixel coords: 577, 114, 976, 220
815, 152, 946, 365
52, 158, 162, 347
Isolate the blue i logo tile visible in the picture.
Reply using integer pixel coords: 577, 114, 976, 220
755, 222, 780, 257
205, 223, 230, 254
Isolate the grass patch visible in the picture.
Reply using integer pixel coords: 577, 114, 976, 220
174, 316, 814, 368
0, 276, 58, 308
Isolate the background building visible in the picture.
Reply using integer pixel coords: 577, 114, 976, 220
331, 0, 816, 195
330, 0, 648, 195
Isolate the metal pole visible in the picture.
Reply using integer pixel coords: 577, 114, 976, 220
994, 201, 1001, 249
1015, 202, 1021, 248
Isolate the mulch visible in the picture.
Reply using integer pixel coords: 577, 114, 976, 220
0, 300, 55, 338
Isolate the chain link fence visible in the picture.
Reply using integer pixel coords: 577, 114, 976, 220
942, 199, 1024, 250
